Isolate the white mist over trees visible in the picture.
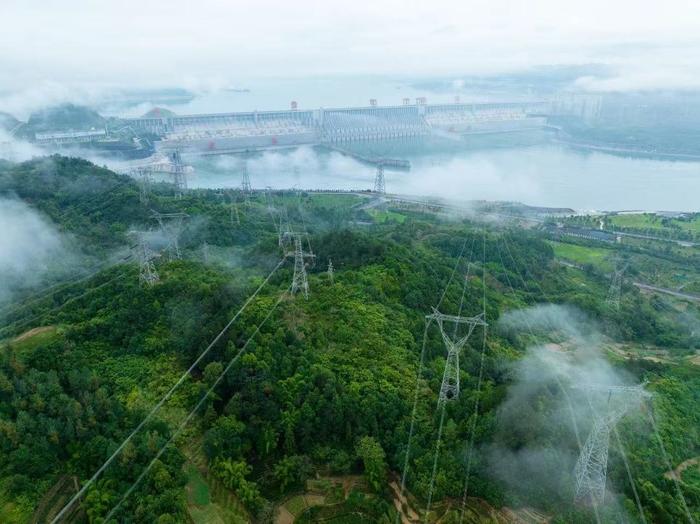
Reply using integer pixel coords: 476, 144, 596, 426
489, 305, 646, 515
0, 198, 73, 305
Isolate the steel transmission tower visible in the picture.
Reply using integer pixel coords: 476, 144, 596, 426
202, 241, 210, 264
136, 168, 151, 205
264, 186, 275, 212
606, 259, 628, 310
327, 259, 334, 284
426, 307, 487, 403
373, 163, 386, 195
278, 208, 292, 249
129, 231, 159, 286
264, 186, 282, 233
170, 150, 188, 196
126, 151, 192, 199
574, 384, 649, 506
282, 232, 315, 298
152, 211, 189, 260
292, 236, 309, 298
240, 159, 252, 193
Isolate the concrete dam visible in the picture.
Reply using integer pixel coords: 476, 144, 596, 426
124, 101, 549, 155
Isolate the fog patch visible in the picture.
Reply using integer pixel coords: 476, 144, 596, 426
325, 153, 371, 185
180, 214, 210, 250
488, 304, 644, 515
498, 303, 603, 346
573, 60, 700, 93
249, 146, 321, 176
130, 228, 171, 255
403, 154, 541, 202
190, 147, 371, 191
0, 198, 76, 306
0, 127, 127, 168
677, 308, 700, 341
0, 81, 120, 120
0, 129, 43, 162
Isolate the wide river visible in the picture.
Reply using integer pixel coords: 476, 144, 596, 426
186, 134, 700, 212
102, 81, 700, 212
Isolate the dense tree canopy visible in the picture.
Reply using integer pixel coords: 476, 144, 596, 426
0, 157, 697, 523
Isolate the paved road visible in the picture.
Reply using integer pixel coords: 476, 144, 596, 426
554, 260, 700, 303
633, 282, 700, 302
607, 229, 697, 248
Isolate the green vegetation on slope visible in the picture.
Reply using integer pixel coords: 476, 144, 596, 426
546, 240, 614, 271
0, 157, 698, 523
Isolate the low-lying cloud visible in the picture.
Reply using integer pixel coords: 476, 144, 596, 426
0, 198, 75, 307
489, 304, 646, 513
0, 129, 43, 163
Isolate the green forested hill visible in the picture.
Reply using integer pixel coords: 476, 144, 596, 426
0, 157, 698, 523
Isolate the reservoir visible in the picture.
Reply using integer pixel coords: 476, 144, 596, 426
185, 134, 700, 212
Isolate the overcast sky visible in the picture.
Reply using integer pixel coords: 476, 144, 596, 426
2, 0, 700, 108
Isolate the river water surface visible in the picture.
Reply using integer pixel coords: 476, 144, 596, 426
105, 83, 700, 212
185, 135, 700, 212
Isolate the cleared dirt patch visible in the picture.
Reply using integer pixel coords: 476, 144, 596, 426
275, 505, 295, 524
665, 456, 700, 481
607, 343, 675, 365
13, 325, 55, 343
275, 493, 326, 524
389, 480, 420, 523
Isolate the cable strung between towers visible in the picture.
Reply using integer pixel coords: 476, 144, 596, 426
49, 258, 287, 524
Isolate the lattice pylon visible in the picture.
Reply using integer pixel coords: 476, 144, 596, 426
241, 160, 252, 193
373, 164, 386, 194
202, 241, 210, 264
139, 244, 159, 286
264, 186, 275, 213
278, 209, 292, 249
152, 211, 188, 260
573, 384, 649, 506
136, 168, 151, 205
574, 416, 611, 506
291, 236, 309, 298
606, 259, 628, 310
439, 341, 461, 402
170, 150, 188, 196
327, 258, 334, 285
129, 231, 159, 286
284, 232, 315, 299
426, 307, 487, 404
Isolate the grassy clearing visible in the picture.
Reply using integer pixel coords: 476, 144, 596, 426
309, 193, 363, 208
183, 444, 249, 524
285, 495, 309, 516
186, 465, 211, 506
297, 501, 375, 523
189, 503, 225, 524
9, 325, 59, 354
684, 220, 700, 233
0, 498, 32, 524
546, 241, 614, 271
280, 493, 328, 520
368, 209, 406, 224
609, 213, 700, 235
186, 463, 246, 524
185, 463, 221, 524
609, 214, 666, 230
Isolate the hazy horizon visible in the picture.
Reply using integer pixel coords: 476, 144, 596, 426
3, 0, 700, 117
